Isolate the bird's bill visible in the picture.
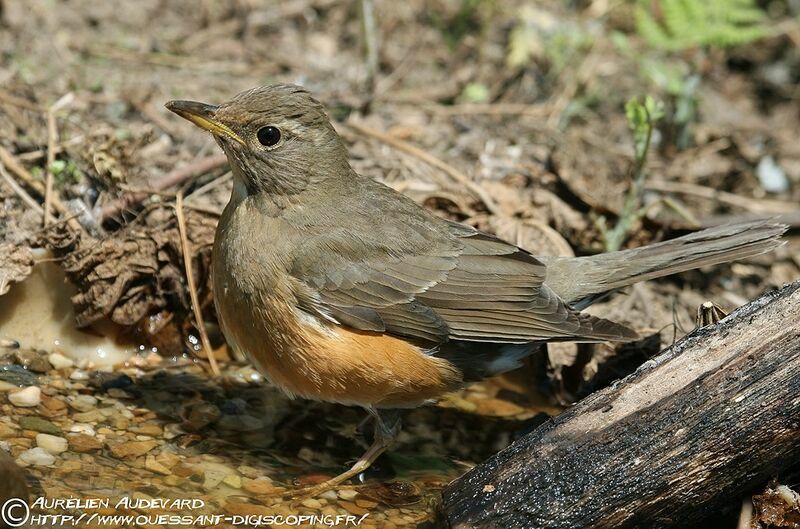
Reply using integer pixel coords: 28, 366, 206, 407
165, 100, 245, 145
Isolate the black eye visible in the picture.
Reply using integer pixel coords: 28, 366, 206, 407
256, 126, 281, 146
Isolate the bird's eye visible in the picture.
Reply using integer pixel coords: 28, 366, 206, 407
256, 126, 281, 147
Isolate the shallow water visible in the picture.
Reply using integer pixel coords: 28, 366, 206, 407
0, 256, 134, 367
0, 345, 549, 529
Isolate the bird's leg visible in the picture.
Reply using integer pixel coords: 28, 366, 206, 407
292, 408, 401, 498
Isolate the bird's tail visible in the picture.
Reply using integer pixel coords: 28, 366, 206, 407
541, 220, 787, 308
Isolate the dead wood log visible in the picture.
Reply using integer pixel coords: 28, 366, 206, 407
440, 281, 800, 529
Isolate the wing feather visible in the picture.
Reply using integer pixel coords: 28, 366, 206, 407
291, 217, 635, 344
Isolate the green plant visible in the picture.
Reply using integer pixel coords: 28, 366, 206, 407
596, 96, 664, 252
460, 82, 490, 103
613, 31, 700, 150
49, 159, 84, 187
635, 0, 769, 51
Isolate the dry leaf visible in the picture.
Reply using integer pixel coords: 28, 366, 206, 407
0, 243, 34, 296
490, 216, 574, 257
42, 206, 216, 329
752, 483, 800, 528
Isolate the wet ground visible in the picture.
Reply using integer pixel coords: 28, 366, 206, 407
1, 344, 552, 528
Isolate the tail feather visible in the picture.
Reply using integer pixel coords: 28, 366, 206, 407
541, 220, 787, 307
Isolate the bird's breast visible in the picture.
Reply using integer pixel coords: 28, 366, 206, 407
211, 200, 462, 408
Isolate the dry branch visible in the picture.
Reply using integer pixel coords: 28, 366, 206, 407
440, 281, 800, 529
0, 145, 84, 233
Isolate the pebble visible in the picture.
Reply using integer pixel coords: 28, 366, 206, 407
757, 155, 789, 193
107, 388, 132, 399
36, 433, 68, 454
9, 386, 41, 407
155, 451, 180, 469
108, 439, 158, 459
13, 350, 50, 373
301, 498, 322, 509
69, 370, 89, 381
129, 424, 162, 436
338, 489, 359, 500
0, 381, 16, 391
69, 424, 95, 435
339, 500, 369, 516
72, 409, 104, 423
145, 455, 171, 475
237, 465, 262, 479
162, 423, 185, 440
223, 474, 242, 489
68, 434, 102, 452
0, 422, 17, 439
61, 460, 82, 472
224, 501, 272, 517
242, 477, 276, 495
0, 365, 38, 386
320, 490, 338, 501
48, 352, 74, 370
17, 447, 55, 467
41, 395, 67, 412
68, 394, 97, 412
202, 463, 234, 490
19, 416, 61, 435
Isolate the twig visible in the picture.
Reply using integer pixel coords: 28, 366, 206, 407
736, 498, 753, 529
98, 153, 228, 222
346, 122, 501, 214
186, 172, 232, 202
645, 180, 796, 214
17, 135, 85, 162
183, 203, 223, 217
0, 145, 84, 233
44, 93, 75, 227
360, 0, 379, 95
175, 190, 220, 377
0, 162, 44, 215
0, 90, 44, 112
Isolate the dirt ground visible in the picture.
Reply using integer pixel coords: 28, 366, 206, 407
0, 1, 799, 528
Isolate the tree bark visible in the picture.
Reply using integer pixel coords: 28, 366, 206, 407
440, 281, 800, 529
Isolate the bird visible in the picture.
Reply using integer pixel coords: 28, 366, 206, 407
166, 84, 785, 495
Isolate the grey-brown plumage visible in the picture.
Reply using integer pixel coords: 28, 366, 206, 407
166, 84, 786, 380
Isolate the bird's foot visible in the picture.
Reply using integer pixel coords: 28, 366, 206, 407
290, 408, 400, 499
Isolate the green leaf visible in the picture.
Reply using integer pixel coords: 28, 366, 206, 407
461, 83, 490, 103
635, 0, 768, 51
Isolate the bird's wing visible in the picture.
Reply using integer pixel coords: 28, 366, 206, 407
291, 219, 635, 345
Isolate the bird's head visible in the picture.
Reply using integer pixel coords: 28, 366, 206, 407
166, 84, 349, 197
